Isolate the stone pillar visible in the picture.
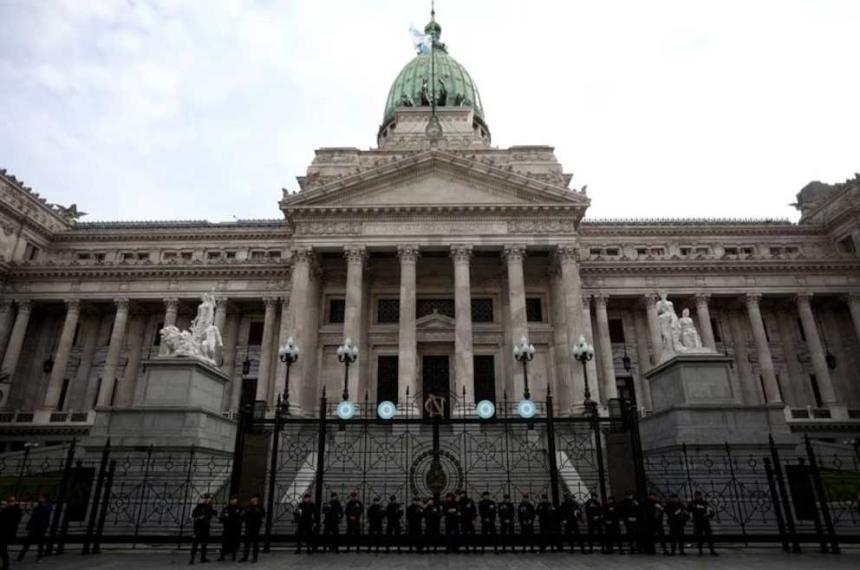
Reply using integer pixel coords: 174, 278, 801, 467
728, 310, 755, 404
214, 297, 228, 365
593, 294, 618, 402
272, 297, 291, 403
1, 300, 32, 382
796, 294, 840, 413
745, 293, 781, 403
632, 310, 654, 409
43, 299, 81, 409
695, 294, 717, 350
70, 313, 100, 411
503, 245, 528, 398
643, 293, 663, 365
97, 298, 130, 407
220, 311, 240, 410
158, 297, 179, 356
548, 263, 572, 411
397, 246, 419, 407
255, 296, 278, 402
556, 246, 588, 408
285, 248, 318, 412
0, 300, 14, 365
845, 294, 860, 348
116, 313, 146, 407
451, 245, 474, 405
344, 246, 366, 401
581, 295, 600, 402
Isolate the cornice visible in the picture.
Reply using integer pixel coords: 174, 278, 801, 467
580, 222, 821, 238
55, 224, 291, 243
580, 258, 860, 274
6, 262, 291, 280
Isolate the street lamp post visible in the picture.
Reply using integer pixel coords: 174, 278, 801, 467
513, 336, 536, 400
278, 337, 300, 410
572, 335, 596, 416
336, 338, 359, 402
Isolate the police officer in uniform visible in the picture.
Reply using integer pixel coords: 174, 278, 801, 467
294, 493, 317, 554
366, 497, 384, 553
688, 491, 717, 556
423, 497, 442, 552
217, 495, 242, 561
322, 492, 343, 552
384, 495, 403, 552
190, 494, 216, 564
603, 496, 623, 554
559, 492, 584, 553
536, 494, 556, 552
517, 493, 536, 552
458, 490, 477, 551
665, 494, 688, 556
622, 490, 640, 554
478, 491, 497, 552
443, 492, 460, 552
406, 497, 424, 551
240, 495, 265, 563
498, 494, 515, 552
647, 492, 669, 555
344, 491, 363, 553
584, 492, 603, 554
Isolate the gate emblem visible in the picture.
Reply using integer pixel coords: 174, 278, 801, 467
424, 394, 446, 417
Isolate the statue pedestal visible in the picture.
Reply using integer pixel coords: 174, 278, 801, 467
88, 358, 236, 452
640, 354, 792, 450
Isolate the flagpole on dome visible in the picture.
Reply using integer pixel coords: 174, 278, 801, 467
425, 0, 443, 141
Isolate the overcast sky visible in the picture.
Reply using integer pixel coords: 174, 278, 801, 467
1, 0, 858, 223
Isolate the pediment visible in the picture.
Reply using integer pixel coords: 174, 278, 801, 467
416, 310, 456, 329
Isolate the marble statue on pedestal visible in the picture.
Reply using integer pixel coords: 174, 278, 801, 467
158, 293, 223, 366
656, 292, 710, 360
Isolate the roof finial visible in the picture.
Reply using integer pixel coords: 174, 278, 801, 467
431, 0, 435, 22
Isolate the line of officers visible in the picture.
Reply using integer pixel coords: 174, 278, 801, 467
290, 488, 719, 556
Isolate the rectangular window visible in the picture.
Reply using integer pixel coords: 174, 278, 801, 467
376, 356, 398, 404
417, 299, 455, 319
608, 318, 625, 343
473, 355, 496, 404
163, 252, 177, 260
267, 251, 281, 259
741, 246, 754, 256
651, 247, 665, 256
526, 298, 543, 322
225, 251, 236, 260
471, 298, 494, 323
605, 248, 620, 256
636, 248, 647, 256
247, 321, 265, 345
121, 252, 135, 262
93, 253, 106, 262
377, 299, 400, 324
76, 252, 91, 260
680, 247, 691, 256
589, 248, 602, 256
251, 250, 265, 260
328, 299, 346, 324
809, 374, 822, 408
207, 251, 221, 260
137, 252, 150, 261
180, 252, 192, 260
769, 247, 782, 256
711, 318, 722, 343
724, 247, 738, 256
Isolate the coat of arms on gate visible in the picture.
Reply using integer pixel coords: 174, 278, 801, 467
409, 449, 464, 498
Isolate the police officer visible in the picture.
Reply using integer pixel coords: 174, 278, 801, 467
366, 497, 384, 553
217, 495, 242, 561
622, 490, 640, 554
647, 492, 668, 555
294, 493, 317, 554
559, 492, 584, 553
344, 491, 363, 553
478, 491, 497, 552
241, 495, 265, 563
665, 494, 687, 556
443, 492, 460, 552
385, 495, 403, 552
423, 497, 442, 552
536, 494, 556, 552
0, 496, 23, 570
498, 494, 515, 552
584, 492, 603, 554
406, 497, 424, 551
688, 491, 717, 556
458, 490, 477, 551
603, 496, 623, 554
189, 494, 215, 564
517, 493, 536, 552
322, 492, 343, 552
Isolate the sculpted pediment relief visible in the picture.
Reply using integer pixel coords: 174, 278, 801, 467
416, 310, 456, 329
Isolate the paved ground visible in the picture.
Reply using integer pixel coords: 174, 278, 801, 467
10, 548, 860, 570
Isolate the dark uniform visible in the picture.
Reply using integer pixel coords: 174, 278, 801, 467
665, 495, 687, 555
17, 496, 51, 563
478, 492, 497, 552
0, 498, 23, 570
559, 493, 584, 553
621, 492, 640, 554
458, 491, 477, 551
367, 498, 384, 553
498, 495, 515, 552
189, 496, 215, 564
294, 495, 317, 554
423, 498, 442, 552
443, 493, 460, 552
603, 497, 623, 554
406, 498, 424, 551
217, 498, 242, 561
322, 493, 343, 552
584, 493, 603, 553
241, 497, 265, 563
688, 492, 717, 556
384, 495, 403, 552
517, 495, 536, 552
536, 495, 555, 552
344, 492, 363, 552
647, 493, 669, 554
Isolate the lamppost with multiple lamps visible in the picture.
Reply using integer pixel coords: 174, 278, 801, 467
278, 337, 300, 409
572, 335, 597, 416
513, 336, 536, 400
336, 338, 359, 402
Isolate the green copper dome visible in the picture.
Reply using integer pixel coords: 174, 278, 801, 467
381, 19, 485, 129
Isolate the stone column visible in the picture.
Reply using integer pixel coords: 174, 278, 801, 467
116, 313, 146, 407
795, 294, 840, 412
581, 295, 600, 402
1, 300, 32, 382
285, 248, 317, 412
43, 299, 81, 409
643, 293, 663, 365
397, 246, 419, 407
97, 298, 130, 407
255, 296, 278, 402
214, 297, 229, 367
70, 313, 100, 411
344, 246, 366, 401
845, 294, 860, 348
548, 263, 572, 411
0, 300, 14, 365
745, 293, 781, 403
728, 310, 755, 404
556, 246, 588, 407
695, 294, 717, 350
503, 245, 528, 398
632, 310, 654, 409
593, 294, 618, 402
272, 297, 291, 402
451, 246, 474, 405
158, 298, 179, 356
220, 311, 240, 410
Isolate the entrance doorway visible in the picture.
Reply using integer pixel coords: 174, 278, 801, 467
422, 355, 450, 419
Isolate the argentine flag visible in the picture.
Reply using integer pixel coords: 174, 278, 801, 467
410, 24, 432, 54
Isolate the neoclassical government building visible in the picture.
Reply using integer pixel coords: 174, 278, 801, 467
1, 17, 859, 447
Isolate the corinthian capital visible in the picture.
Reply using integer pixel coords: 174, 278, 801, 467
694, 293, 711, 306
65, 299, 81, 315
16, 299, 32, 314
114, 297, 130, 312
344, 246, 367, 265
450, 245, 473, 264
397, 245, 420, 264
291, 247, 316, 265
555, 245, 579, 264
502, 245, 526, 264
594, 293, 609, 307
744, 292, 763, 306
164, 297, 180, 311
